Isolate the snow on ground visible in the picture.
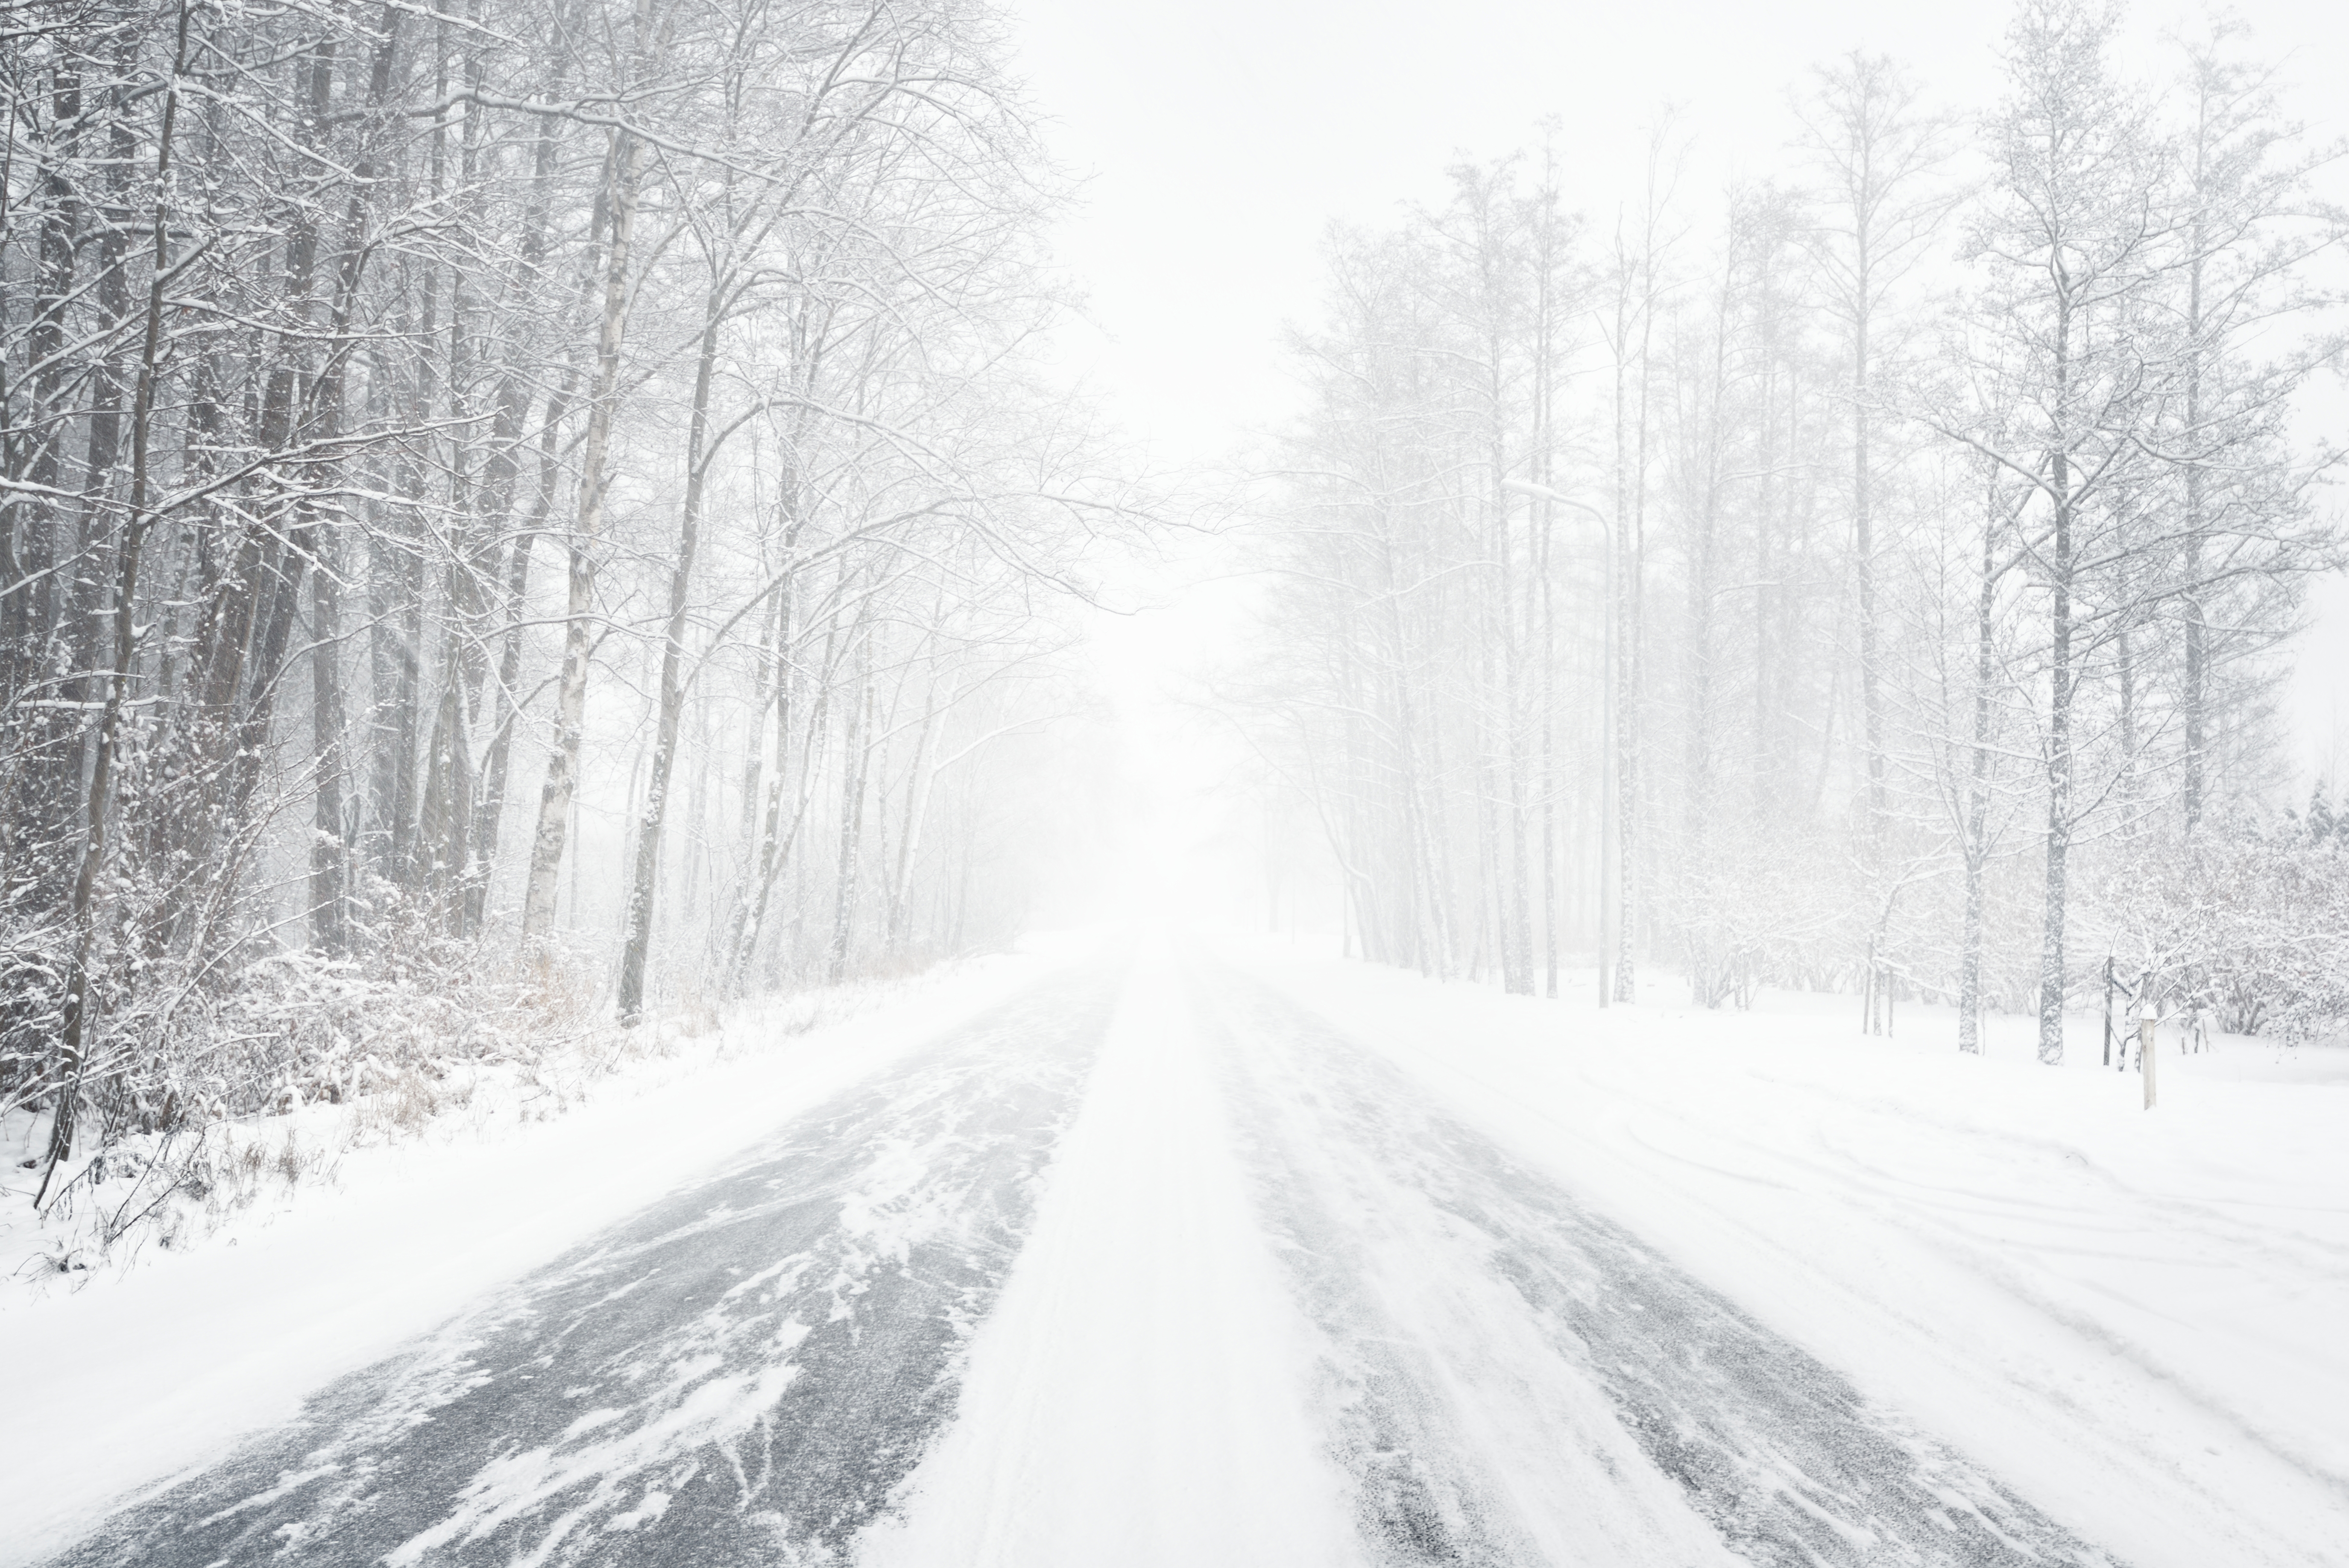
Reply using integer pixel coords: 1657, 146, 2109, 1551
0, 935, 1095, 1568
1220, 933, 2349, 1568
12, 927, 2345, 1568
862, 942, 1361, 1568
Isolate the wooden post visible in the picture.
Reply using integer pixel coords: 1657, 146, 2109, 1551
2141, 999, 2157, 1111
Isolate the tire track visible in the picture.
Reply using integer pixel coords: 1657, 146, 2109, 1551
1200, 960, 2128, 1568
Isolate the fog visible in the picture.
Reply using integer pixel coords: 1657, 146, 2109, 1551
6, 0, 2349, 1178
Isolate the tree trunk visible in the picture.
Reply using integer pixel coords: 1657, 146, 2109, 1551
616, 277, 726, 1021
2181, 216, 2210, 836
311, 530, 349, 955
1958, 492, 1998, 1055
42, 1, 191, 1190
828, 662, 871, 984
1854, 256, 1885, 837
2037, 303, 2077, 1067
521, 119, 647, 943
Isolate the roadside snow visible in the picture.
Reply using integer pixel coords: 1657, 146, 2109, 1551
0, 936, 1093, 1568
1224, 935, 2349, 1568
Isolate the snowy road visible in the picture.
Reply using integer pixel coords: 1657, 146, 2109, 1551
52, 964, 1122, 1568
1194, 956, 2120, 1568
49, 945, 2130, 1567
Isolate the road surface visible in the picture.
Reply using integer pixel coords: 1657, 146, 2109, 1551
47, 946, 2123, 1567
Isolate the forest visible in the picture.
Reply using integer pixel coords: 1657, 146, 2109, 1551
1231, 0, 2349, 1061
0, 0, 1139, 1208
4, 0, 2347, 1225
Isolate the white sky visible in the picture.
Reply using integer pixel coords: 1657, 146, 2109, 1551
1004, 0, 2349, 841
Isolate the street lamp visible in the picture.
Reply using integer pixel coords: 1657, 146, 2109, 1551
1502, 478, 1617, 1009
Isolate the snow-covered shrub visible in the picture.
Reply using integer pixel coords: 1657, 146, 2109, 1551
1668, 816, 1862, 1007
2, 870, 611, 1242
2088, 817, 2349, 1043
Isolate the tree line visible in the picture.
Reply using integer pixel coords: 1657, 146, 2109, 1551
1236, 0, 2347, 1058
1, 0, 1131, 1200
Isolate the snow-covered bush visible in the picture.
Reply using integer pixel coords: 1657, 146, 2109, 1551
2, 867, 608, 1244
1669, 817, 1863, 1006
2088, 815, 2349, 1043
